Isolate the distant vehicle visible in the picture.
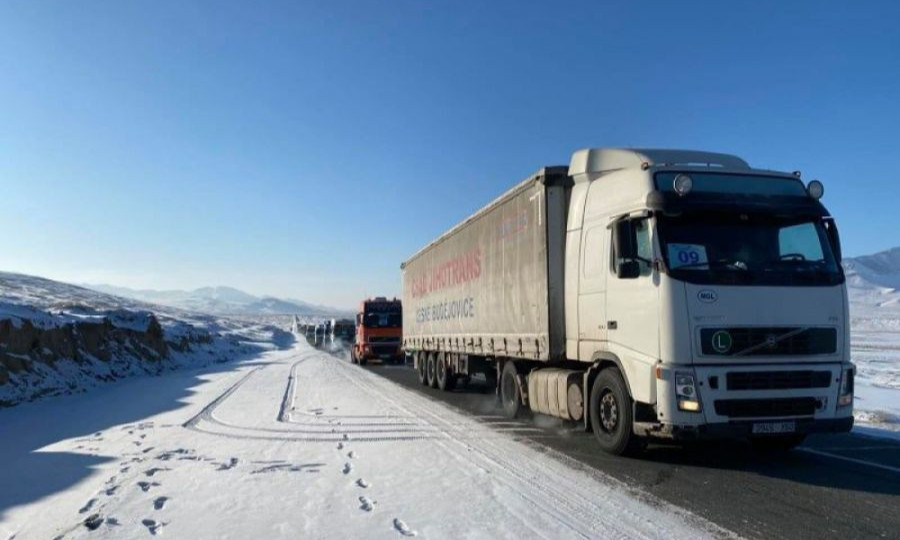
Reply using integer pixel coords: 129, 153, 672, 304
351, 297, 402, 365
329, 318, 356, 348
314, 324, 326, 347
402, 147, 853, 455
304, 324, 316, 344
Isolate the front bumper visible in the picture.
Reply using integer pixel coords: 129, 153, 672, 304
641, 416, 853, 440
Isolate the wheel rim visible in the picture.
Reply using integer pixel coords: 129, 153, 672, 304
599, 389, 618, 433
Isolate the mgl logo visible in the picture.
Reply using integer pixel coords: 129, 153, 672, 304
697, 290, 718, 303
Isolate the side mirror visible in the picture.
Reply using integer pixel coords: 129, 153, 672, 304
617, 260, 641, 279
613, 219, 637, 260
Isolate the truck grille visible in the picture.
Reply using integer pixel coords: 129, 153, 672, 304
714, 398, 817, 418
726, 370, 832, 391
368, 337, 399, 344
700, 327, 836, 356
370, 345, 398, 356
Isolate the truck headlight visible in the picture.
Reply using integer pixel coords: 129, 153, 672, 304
675, 371, 701, 412
838, 367, 854, 407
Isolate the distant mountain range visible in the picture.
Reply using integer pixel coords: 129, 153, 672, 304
82, 283, 349, 317
843, 247, 900, 313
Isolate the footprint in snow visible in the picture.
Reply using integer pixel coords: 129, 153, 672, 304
142, 518, 166, 536
153, 496, 169, 510
347, 451, 356, 459
342, 434, 350, 441
337, 442, 344, 450
358, 496, 375, 512
342, 463, 353, 474
393, 518, 417, 537
83, 513, 104, 531
217, 457, 239, 471
137, 481, 161, 492
106, 485, 119, 496
144, 467, 169, 477
356, 478, 370, 488
78, 498, 98, 514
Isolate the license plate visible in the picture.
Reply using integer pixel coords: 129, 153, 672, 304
752, 421, 796, 434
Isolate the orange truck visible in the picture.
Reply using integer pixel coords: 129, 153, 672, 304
351, 297, 403, 365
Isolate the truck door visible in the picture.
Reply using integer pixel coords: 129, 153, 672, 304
577, 223, 608, 358
605, 217, 660, 366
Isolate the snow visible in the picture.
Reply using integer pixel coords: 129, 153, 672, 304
843, 249, 900, 434
0, 339, 731, 540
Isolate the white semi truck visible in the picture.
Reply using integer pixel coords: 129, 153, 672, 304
401, 148, 854, 455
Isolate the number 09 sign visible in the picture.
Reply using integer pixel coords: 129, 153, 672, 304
667, 244, 708, 269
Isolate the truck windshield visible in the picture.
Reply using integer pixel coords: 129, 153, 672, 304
657, 212, 843, 286
364, 311, 402, 328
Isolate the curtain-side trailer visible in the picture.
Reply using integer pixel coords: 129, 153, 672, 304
402, 148, 854, 455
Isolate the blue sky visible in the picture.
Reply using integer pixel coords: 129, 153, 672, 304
1, 1, 898, 308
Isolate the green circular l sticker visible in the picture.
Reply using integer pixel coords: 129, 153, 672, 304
711, 331, 733, 354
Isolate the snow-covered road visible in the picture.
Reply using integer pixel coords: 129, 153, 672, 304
0, 340, 729, 539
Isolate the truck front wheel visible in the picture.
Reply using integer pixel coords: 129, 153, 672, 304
589, 368, 641, 455
500, 361, 524, 419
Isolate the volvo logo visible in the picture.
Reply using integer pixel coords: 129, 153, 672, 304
764, 334, 778, 349
697, 290, 718, 303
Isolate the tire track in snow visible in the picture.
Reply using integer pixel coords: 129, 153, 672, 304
326, 354, 734, 540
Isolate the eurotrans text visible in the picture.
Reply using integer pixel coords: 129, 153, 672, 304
409, 248, 482, 298
415, 297, 476, 323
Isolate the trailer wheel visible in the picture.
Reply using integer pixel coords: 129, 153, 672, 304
426, 352, 438, 388
436, 353, 457, 392
500, 361, 524, 419
589, 367, 641, 455
416, 352, 428, 385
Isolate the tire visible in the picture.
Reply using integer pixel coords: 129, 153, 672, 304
426, 352, 438, 388
416, 352, 428, 385
500, 361, 523, 419
750, 434, 806, 453
350, 348, 358, 365
589, 367, 641, 456
436, 353, 457, 392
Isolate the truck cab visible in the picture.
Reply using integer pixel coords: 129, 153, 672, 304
351, 297, 403, 365
329, 318, 356, 349
566, 149, 852, 452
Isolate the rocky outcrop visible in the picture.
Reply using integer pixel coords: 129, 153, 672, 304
0, 311, 210, 384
